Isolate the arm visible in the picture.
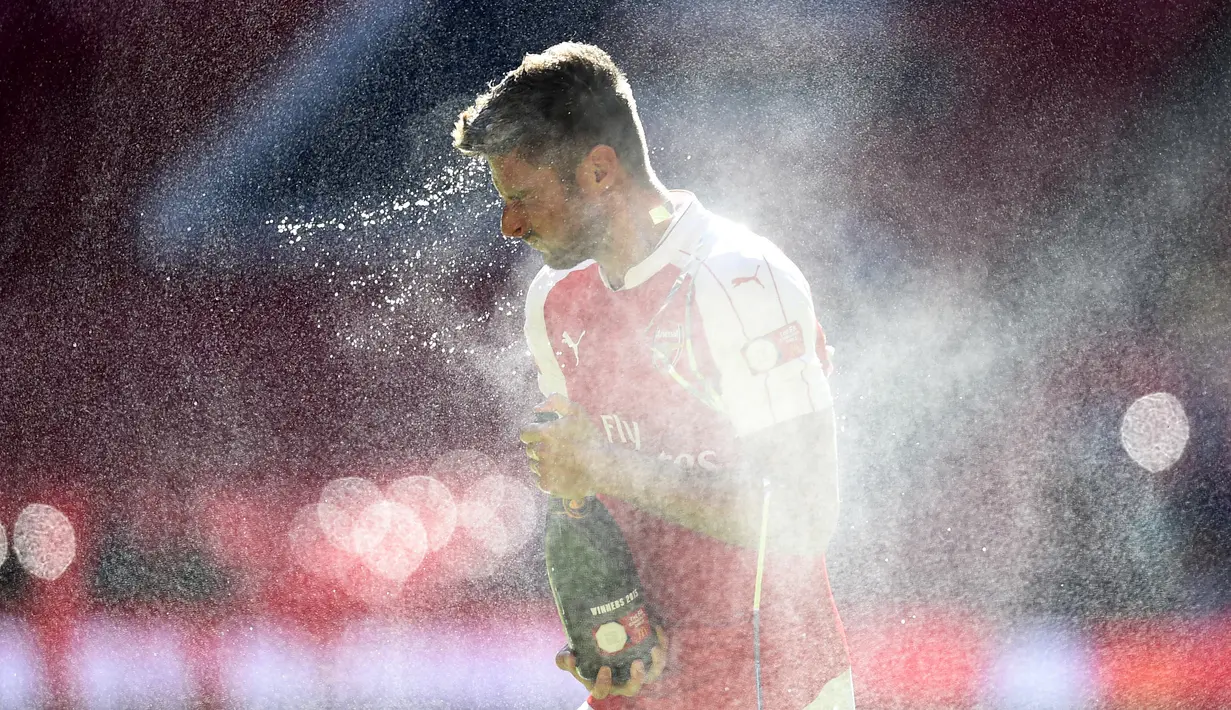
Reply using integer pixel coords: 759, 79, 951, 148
593, 409, 839, 556
526, 395, 839, 557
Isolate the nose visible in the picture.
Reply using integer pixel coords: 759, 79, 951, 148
500, 202, 528, 239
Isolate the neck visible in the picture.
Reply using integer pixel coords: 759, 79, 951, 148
596, 183, 674, 290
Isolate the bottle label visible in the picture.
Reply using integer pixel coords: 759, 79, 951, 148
594, 622, 628, 654
589, 588, 639, 617
593, 607, 651, 656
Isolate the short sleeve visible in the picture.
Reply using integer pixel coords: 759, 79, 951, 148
524, 266, 569, 399
693, 243, 833, 438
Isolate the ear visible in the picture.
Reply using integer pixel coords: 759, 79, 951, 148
574, 145, 621, 197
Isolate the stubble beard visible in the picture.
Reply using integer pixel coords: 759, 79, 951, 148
542, 198, 608, 271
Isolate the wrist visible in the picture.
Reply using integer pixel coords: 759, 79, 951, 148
585, 439, 621, 496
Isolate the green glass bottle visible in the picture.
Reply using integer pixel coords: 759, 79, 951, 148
544, 495, 656, 686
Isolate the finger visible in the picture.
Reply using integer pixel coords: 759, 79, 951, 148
537, 393, 572, 416
646, 627, 669, 684
556, 651, 594, 691
591, 665, 613, 700
572, 659, 595, 691
519, 426, 545, 445
541, 393, 586, 421
614, 659, 645, 697
647, 642, 667, 684
530, 464, 556, 495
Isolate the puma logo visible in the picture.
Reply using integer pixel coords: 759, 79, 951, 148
731, 265, 764, 288
562, 330, 585, 366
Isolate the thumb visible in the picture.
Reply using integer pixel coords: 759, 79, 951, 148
555, 646, 575, 672
538, 392, 575, 417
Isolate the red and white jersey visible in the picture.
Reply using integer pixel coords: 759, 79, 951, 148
525, 191, 850, 709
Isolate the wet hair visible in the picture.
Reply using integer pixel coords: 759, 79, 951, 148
453, 42, 656, 186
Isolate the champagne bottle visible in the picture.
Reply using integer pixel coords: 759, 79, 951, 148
545, 496, 656, 685
536, 413, 656, 685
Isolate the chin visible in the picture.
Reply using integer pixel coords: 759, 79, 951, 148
543, 250, 588, 270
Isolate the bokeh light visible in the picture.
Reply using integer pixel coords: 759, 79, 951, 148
385, 475, 457, 552
351, 500, 429, 582
218, 624, 326, 709
986, 625, 1094, 709
71, 620, 193, 710
12, 504, 76, 581
1120, 392, 1190, 473
457, 475, 537, 557
0, 617, 43, 708
317, 477, 383, 553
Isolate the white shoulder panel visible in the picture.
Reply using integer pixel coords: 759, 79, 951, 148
523, 263, 577, 399
692, 219, 833, 437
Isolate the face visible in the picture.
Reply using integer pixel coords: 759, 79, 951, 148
488, 152, 607, 270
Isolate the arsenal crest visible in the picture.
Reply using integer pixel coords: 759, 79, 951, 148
649, 325, 684, 368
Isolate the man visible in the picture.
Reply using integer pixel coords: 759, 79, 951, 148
454, 42, 854, 709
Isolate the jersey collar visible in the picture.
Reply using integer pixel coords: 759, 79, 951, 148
599, 190, 703, 292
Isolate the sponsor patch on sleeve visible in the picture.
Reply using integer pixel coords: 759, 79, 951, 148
742, 321, 806, 374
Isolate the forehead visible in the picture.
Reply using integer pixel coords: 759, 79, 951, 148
488, 153, 564, 197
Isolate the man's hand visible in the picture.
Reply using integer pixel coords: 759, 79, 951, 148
519, 393, 609, 499
555, 626, 669, 700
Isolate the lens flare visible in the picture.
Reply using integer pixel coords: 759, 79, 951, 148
13, 504, 76, 581
385, 475, 457, 552
317, 477, 383, 553
458, 475, 537, 557
1120, 392, 1190, 473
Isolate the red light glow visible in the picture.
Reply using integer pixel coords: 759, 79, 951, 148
287, 504, 357, 581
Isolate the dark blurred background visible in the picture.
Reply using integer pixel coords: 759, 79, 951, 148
2, 0, 1230, 707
